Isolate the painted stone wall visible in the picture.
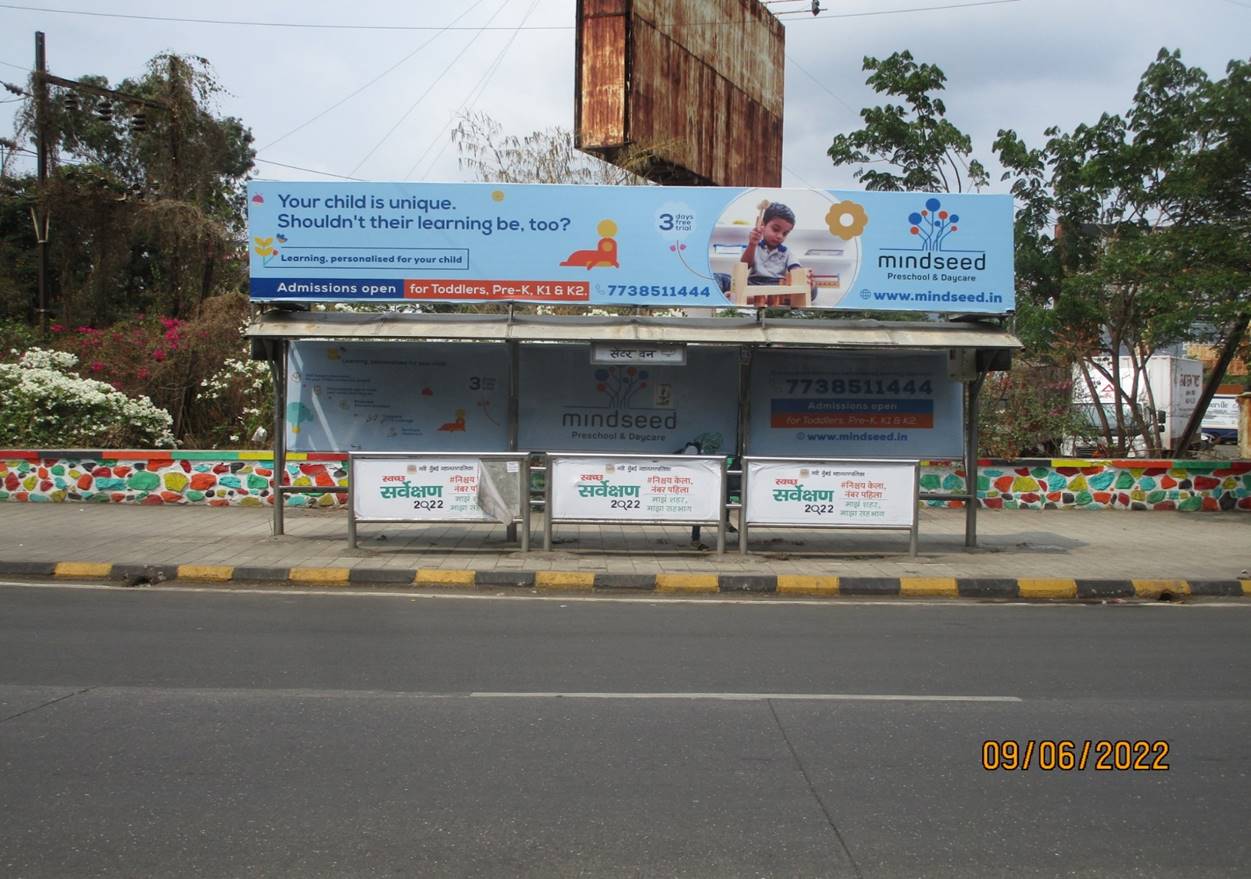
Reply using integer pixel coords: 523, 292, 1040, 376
921, 459, 1251, 511
1, 451, 1248, 511
0, 451, 346, 508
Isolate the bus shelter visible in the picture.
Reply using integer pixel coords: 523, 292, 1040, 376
248, 311, 1020, 550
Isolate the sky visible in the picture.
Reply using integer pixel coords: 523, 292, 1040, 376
0, 0, 1248, 193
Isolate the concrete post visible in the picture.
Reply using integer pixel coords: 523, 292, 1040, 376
1238, 393, 1251, 460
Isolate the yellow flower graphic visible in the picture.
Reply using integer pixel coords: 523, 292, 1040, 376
253, 235, 275, 256
825, 201, 868, 240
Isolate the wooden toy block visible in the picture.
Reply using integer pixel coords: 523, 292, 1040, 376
729, 262, 813, 308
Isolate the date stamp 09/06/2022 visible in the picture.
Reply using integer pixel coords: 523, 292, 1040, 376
982, 740, 1170, 772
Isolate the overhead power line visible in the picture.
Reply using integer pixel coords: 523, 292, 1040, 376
347, 0, 514, 178
253, 158, 364, 181
257, 0, 490, 152
775, 0, 1022, 18
786, 54, 857, 115
408, 0, 543, 180
0, 2, 568, 30
781, 162, 822, 190
0, 0, 1021, 30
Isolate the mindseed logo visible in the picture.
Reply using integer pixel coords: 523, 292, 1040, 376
877, 197, 987, 272
561, 366, 677, 431
909, 197, 959, 252
593, 366, 649, 409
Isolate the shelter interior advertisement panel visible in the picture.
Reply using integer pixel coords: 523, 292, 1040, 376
749, 350, 963, 458
286, 342, 510, 452
248, 182, 1014, 314
518, 345, 740, 454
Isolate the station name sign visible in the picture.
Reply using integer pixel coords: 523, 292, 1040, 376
248, 182, 1014, 315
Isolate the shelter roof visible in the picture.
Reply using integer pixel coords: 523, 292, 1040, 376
246, 311, 1022, 351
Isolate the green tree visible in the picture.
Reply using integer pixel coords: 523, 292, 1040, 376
827, 51, 988, 193
995, 49, 1251, 455
823, 52, 987, 326
5, 53, 255, 325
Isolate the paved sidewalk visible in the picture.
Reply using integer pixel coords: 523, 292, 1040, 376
2, 502, 1248, 582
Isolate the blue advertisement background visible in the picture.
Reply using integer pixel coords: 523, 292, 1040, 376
748, 350, 964, 458
248, 182, 1014, 314
287, 342, 510, 452
518, 345, 740, 454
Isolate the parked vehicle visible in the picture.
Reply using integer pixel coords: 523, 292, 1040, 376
1200, 395, 1240, 444
1068, 355, 1204, 455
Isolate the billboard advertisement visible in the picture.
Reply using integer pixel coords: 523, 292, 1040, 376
287, 341, 509, 452
748, 350, 963, 458
518, 344, 739, 454
248, 182, 1014, 314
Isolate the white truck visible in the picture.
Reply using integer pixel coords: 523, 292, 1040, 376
1070, 355, 1204, 455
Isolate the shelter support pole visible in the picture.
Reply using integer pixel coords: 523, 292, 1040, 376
542, 456, 553, 552
519, 456, 531, 553
910, 464, 920, 557
506, 340, 520, 544
964, 371, 986, 548
716, 462, 727, 555
734, 346, 752, 535
271, 339, 287, 537
346, 456, 357, 549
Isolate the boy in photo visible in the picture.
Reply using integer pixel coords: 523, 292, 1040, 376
742, 202, 803, 285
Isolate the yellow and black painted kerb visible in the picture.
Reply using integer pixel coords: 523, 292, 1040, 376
2, 561, 1248, 600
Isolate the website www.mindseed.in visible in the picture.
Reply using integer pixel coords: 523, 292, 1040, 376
858, 289, 1005, 305
796, 431, 910, 443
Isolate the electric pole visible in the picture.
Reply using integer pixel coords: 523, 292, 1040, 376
26, 32, 171, 335
34, 31, 49, 337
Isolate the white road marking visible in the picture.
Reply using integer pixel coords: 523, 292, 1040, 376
0, 683, 1021, 703
469, 691, 1022, 702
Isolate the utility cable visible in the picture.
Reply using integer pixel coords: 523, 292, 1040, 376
0, 2, 567, 30
781, 162, 822, 190
346, 0, 513, 178
775, 0, 1021, 18
786, 53, 857, 115
253, 157, 364, 181
0, 0, 1022, 29
407, 0, 542, 180
257, 0, 490, 152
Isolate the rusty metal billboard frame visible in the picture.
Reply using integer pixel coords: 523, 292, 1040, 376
575, 0, 785, 187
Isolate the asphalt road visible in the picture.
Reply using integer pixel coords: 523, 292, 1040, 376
2, 583, 1249, 878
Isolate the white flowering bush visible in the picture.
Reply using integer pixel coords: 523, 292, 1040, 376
0, 348, 175, 447
198, 356, 273, 447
